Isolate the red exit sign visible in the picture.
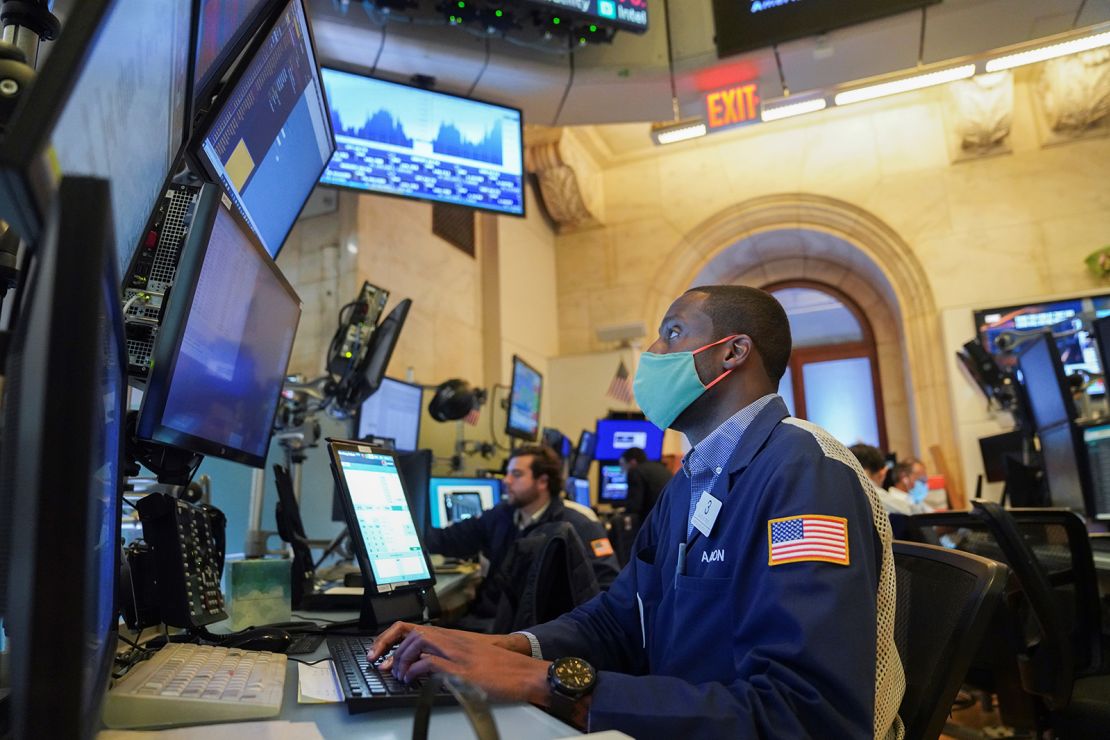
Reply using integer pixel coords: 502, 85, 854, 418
704, 83, 761, 130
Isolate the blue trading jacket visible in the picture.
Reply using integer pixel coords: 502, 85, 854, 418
528, 397, 904, 739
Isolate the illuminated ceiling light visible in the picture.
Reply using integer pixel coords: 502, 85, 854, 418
761, 97, 827, 122
834, 64, 976, 106
650, 118, 707, 146
985, 29, 1110, 72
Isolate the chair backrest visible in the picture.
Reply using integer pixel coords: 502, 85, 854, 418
892, 541, 1008, 740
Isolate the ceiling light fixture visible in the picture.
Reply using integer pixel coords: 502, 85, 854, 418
651, 119, 707, 145
985, 29, 1110, 72
761, 96, 827, 122
834, 64, 975, 106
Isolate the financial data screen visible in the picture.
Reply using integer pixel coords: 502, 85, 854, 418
199, 0, 333, 257
599, 465, 628, 502
595, 419, 664, 460
157, 205, 300, 460
50, 0, 191, 273
357, 377, 423, 452
320, 68, 524, 216
507, 359, 543, 440
337, 450, 431, 588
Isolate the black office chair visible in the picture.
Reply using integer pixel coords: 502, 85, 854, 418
892, 541, 1008, 740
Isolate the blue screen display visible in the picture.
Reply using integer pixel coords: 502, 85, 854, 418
156, 205, 300, 460
599, 465, 628, 502
507, 359, 543, 440
198, 0, 333, 257
568, 478, 591, 507
595, 419, 664, 460
320, 68, 524, 216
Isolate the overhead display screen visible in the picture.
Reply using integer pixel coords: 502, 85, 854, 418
525, 0, 648, 33
712, 0, 939, 58
319, 67, 525, 216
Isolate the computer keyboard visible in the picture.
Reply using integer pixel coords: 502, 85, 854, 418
327, 635, 454, 713
103, 642, 286, 728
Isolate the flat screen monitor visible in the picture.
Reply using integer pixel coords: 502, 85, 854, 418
523, 0, 648, 32
542, 427, 571, 459
506, 355, 543, 442
193, 0, 276, 110
570, 429, 597, 479
598, 464, 628, 504
0, 0, 192, 274
1093, 315, 1110, 395
1, 177, 125, 738
319, 67, 525, 217
137, 193, 301, 467
976, 294, 1110, 397
1037, 423, 1089, 514
429, 477, 500, 529
328, 440, 434, 593
1016, 332, 1077, 431
357, 377, 423, 452
978, 430, 1025, 484
595, 418, 664, 460
712, 0, 939, 58
1082, 424, 1110, 519
194, 0, 334, 258
567, 477, 591, 508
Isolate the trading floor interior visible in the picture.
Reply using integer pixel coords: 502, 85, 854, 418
2, 0, 1110, 737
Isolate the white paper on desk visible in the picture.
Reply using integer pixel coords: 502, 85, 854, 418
297, 659, 343, 703
97, 721, 325, 740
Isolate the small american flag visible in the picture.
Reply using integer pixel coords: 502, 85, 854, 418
606, 360, 634, 404
464, 406, 481, 426
767, 515, 849, 566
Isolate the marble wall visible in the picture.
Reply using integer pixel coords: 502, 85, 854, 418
556, 71, 1110, 498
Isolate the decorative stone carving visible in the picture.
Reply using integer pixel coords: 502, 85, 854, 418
524, 125, 606, 232
1036, 48, 1110, 143
944, 71, 1013, 162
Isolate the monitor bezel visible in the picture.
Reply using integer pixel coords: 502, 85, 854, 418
136, 188, 302, 467
186, 0, 335, 259
327, 438, 437, 594
1016, 331, 1078, 431
505, 354, 543, 442
355, 375, 424, 452
317, 63, 527, 219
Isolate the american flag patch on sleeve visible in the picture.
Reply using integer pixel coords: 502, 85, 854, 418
767, 515, 850, 566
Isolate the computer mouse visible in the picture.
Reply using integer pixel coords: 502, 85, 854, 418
223, 627, 293, 653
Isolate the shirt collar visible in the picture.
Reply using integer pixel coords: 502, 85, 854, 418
515, 501, 550, 530
682, 393, 780, 479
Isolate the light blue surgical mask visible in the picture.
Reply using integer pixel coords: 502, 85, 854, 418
910, 479, 929, 504
633, 335, 739, 430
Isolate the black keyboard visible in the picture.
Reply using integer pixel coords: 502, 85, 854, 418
326, 635, 454, 713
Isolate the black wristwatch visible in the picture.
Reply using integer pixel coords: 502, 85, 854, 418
548, 656, 597, 700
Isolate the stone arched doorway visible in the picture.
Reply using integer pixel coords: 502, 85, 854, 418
646, 193, 962, 504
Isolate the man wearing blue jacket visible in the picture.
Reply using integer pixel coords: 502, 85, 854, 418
370, 285, 905, 739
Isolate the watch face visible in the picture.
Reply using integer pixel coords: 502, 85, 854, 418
554, 657, 595, 691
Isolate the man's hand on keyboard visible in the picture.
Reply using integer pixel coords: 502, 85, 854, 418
367, 622, 549, 705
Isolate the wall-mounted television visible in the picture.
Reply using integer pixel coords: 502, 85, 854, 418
319, 67, 525, 217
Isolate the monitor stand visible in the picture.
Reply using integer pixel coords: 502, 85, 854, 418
359, 589, 427, 632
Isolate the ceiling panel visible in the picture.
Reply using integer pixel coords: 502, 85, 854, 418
922, 0, 1084, 63
1078, 0, 1110, 25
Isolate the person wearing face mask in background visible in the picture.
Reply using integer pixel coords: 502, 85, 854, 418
366, 285, 904, 739
887, 458, 935, 514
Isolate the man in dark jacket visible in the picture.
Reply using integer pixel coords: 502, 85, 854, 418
424, 445, 620, 604
618, 447, 672, 520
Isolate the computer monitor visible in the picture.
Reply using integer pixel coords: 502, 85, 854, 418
136, 193, 301, 468
337, 299, 413, 413
327, 440, 434, 595
428, 477, 501, 528
598, 464, 629, 504
319, 67, 525, 216
978, 430, 1026, 484
506, 355, 543, 442
193, 0, 334, 258
569, 429, 597, 479
357, 377, 423, 452
331, 447, 432, 531
541, 427, 572, 459
0, 177, 126, 738
192, 0, 276, 111
1093, 315, 1110, 393
0, 0, 192, 272
595, 418, 665, 460
1016, 332, 1076, 431
1082, 424, 1110, 519
1037, 422, 1090, 514
566, 477, 591, 508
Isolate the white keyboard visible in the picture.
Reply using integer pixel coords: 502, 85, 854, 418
103, 642, 286, 729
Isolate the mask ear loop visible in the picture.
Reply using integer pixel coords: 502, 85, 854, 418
693, 334, 742, 390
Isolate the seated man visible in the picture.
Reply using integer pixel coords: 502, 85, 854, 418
849, 443, 912, 515
887, 457, 935, 514
371, 285, 904, 738
424, 445, 620, 613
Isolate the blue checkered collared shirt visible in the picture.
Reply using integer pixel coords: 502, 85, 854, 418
684, 393, 780, 538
